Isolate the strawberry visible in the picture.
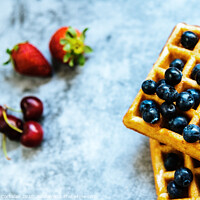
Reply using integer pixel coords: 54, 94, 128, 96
49, 26, 92, 67
4, 42, 52, 77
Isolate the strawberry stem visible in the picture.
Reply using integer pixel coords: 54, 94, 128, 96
60, 26, 93, 66
2, 109, 23, 134
3, 49, 12, 65
2, 135, 10, 160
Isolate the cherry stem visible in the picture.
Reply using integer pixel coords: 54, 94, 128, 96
4, 105, 22, 113
2, 109, 23, 134
2, 135, 10, 160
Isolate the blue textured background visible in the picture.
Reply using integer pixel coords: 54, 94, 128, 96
0, 0, 199, 199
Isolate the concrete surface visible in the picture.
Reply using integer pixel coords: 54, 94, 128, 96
0, 0, 199, 199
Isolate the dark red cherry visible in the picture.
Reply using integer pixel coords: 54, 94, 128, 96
20, 96, 43, 121
20, 121, 43, 148
0, 107, 23, 141
0, 105, 4, 118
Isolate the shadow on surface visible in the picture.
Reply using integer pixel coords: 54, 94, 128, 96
3, 70, 52, 93
133, 138, 155, 185
52, 57, 80, 80
22, 146, 41, 160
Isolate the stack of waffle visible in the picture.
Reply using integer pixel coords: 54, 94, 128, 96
123, 23, 200, 199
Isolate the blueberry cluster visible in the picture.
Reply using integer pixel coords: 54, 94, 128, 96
139, 30, 199, 199
141, 77, 200, 115
139, 100, 160, 124
141, 59, 183, 104
167, 167, 193, 198
140, 55, 200, 142
140, 85, 200, 141
139, 30, 200, 142
164, 153, 193, 198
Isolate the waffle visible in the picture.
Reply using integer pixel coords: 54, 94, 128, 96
123, 23, 200, 160
150, 139, 200, 200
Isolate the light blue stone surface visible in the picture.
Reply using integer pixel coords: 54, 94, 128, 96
0, 0, 199, 199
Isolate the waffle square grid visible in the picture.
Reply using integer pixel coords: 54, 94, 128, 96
123, 23, 200, 160
150, 139, 200, 200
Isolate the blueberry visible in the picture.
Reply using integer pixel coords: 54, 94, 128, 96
183, 124, 200, 143
181, 31, 199, 50
187, 89, 200, 109
156, 84, 178, 103
160, 102, 176, 119
142, 107, 160, 124
139, 100, 157, 114
176, 92, 194, 111
174, 167, 193, 187
164, 153, 181, 171
141, 80, 157, 94
196, 70, 200, 85
157, 79, 166, 87
165, 67, 182, 86
169, 116, 188, 134
170, 59, 184, 71
191, 64, 200, 79
167, 181, 185, 199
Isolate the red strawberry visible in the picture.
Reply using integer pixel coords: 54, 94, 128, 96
4, 42, 52, 77
49, 26, 92, 67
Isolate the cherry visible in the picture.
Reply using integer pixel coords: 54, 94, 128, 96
0, 105, 3, 116
20, 121, 43, 148
20, 96, 43, 121
0, 114, 23, 141
0, 106, 23, 141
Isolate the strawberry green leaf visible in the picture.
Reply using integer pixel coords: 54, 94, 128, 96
65, 34, 73, 41
3, 58, 11, 65
80, 28, 88, 41
84, 46, 93, 53
80, 34, 84, 41
82, 28, 88, 38
4, 48, 12, 65
63, 43, 71, 52
6, 49, 12, 54
63, 53, 71, 63
77, 54, 85, 66
13, 45, 19, 51
60, 38, 68, 45
69, 59, 74, 67
66, 27, 77, 38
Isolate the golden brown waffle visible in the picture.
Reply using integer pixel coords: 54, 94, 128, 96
150, 139, 200, 200
123, 23, 200, 160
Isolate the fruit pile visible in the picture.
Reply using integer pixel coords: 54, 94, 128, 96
4, 26, 92, 77
1, 26, 92, 160
140, 31, 200, 144
0, 96, 44, 160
